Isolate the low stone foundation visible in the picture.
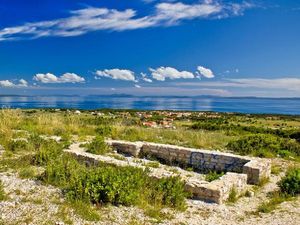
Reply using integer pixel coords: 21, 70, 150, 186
65, 140, 271, 204
186, 172, 247, 204
106, 139, 271, 185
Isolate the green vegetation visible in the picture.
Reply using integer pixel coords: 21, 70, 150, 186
85, 135, 112, 155
65, 200, 101, 222
42, 154, 187, 209
257, 192, 290, 213
227, 187, 238, 203
0, 180, 6, 201
146, 161, 160, 168
0, 109, 300, 222
257, 167, 299, 214
278, 167, 300, 196
205, 171, 224, 182
226, 134, 300, 158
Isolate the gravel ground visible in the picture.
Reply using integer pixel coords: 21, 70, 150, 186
0, 165, 299, 225
0, 138, 299, 225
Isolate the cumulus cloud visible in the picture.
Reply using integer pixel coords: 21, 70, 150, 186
33, 73, 85, 83
150, 66, 194, 81
197, 66, 214, 78
95, 69, 136, 81
0, 1, 253, 41
0, 79, 28, 88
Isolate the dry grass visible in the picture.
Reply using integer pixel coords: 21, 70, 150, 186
111, 126, 232, 150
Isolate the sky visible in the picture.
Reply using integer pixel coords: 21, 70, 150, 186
0, 0, 299, 97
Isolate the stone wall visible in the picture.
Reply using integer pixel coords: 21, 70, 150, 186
65, 143, 248, 204
106, 139, 271, 185
186, 172, 248, 204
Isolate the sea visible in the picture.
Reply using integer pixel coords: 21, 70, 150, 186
0, 95, 299, 115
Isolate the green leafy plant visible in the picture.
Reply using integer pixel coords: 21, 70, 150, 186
205, 171, 224, 182
95, 125, 113, 137
278, 167, 300, 196
86, 136, 111, 155
226, 134, 300, 158
41, 155, 187, 210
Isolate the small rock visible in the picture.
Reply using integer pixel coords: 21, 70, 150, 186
55, 222, 65, 225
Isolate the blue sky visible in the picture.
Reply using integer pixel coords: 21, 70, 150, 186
0, 0, 299, 97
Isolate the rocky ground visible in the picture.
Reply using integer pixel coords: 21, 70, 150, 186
0, 162, 299, 225
0, 135, 299, 225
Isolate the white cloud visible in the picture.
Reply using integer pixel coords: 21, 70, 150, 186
33, 73, 85, 83
0, 2, 253, 41
0, 79, 29, 88
197, 66, 214, 78
153, 2, 222, 25
141, 72, 153, 82
95, 69, 136, 81
150, 66, 194, 81
135, 84, 142, 88
18, 79, 28, 87
175, 78, 300, 92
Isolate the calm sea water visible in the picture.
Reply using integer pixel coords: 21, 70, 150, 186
0, 96, 299, 115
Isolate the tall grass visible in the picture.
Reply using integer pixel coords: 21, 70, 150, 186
111, 126, 231, 150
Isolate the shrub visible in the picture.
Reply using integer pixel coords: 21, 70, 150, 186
148, 176, 187, 210
86, 136, 111, 155
205, 171, 224, 182
7, 139, 29, 152
34, 140, 64, 165
95, 125, 112, 137
226, 134, 300, 157
278, 167, 300, 196
42, 155, 187, 210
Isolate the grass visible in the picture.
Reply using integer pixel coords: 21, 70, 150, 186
143, 207, 174, 223
18, 166, 39, 179
111, 126, 231, 150
205, 171, 224, 182
271, 164, 282, 175
146, 161, 160, 168
257, 192, 292, 213
227, 187, 238, 204
0, 180, 6, 201
66, 200, 101, 222
257, 176, 270, 187
85, 136, 112, 155
0, 109, 299, 222
42, 153, 188, 211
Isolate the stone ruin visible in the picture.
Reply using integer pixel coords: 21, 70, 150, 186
65, 140, 271, 204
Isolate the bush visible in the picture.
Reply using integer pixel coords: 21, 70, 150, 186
42, 155, 187, 209
7, 139, 29, 152
86, 136, 111, 155
226, 134, 300, 157
95, 125, 112, 137
34, 140, 64, 165
278, 167, 300, 196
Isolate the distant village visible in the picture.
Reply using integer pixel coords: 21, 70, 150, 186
53, 109, 225, 129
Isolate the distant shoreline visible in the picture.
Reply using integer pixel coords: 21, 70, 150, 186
0, 95, 299, 115
0, 95, 299, 100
